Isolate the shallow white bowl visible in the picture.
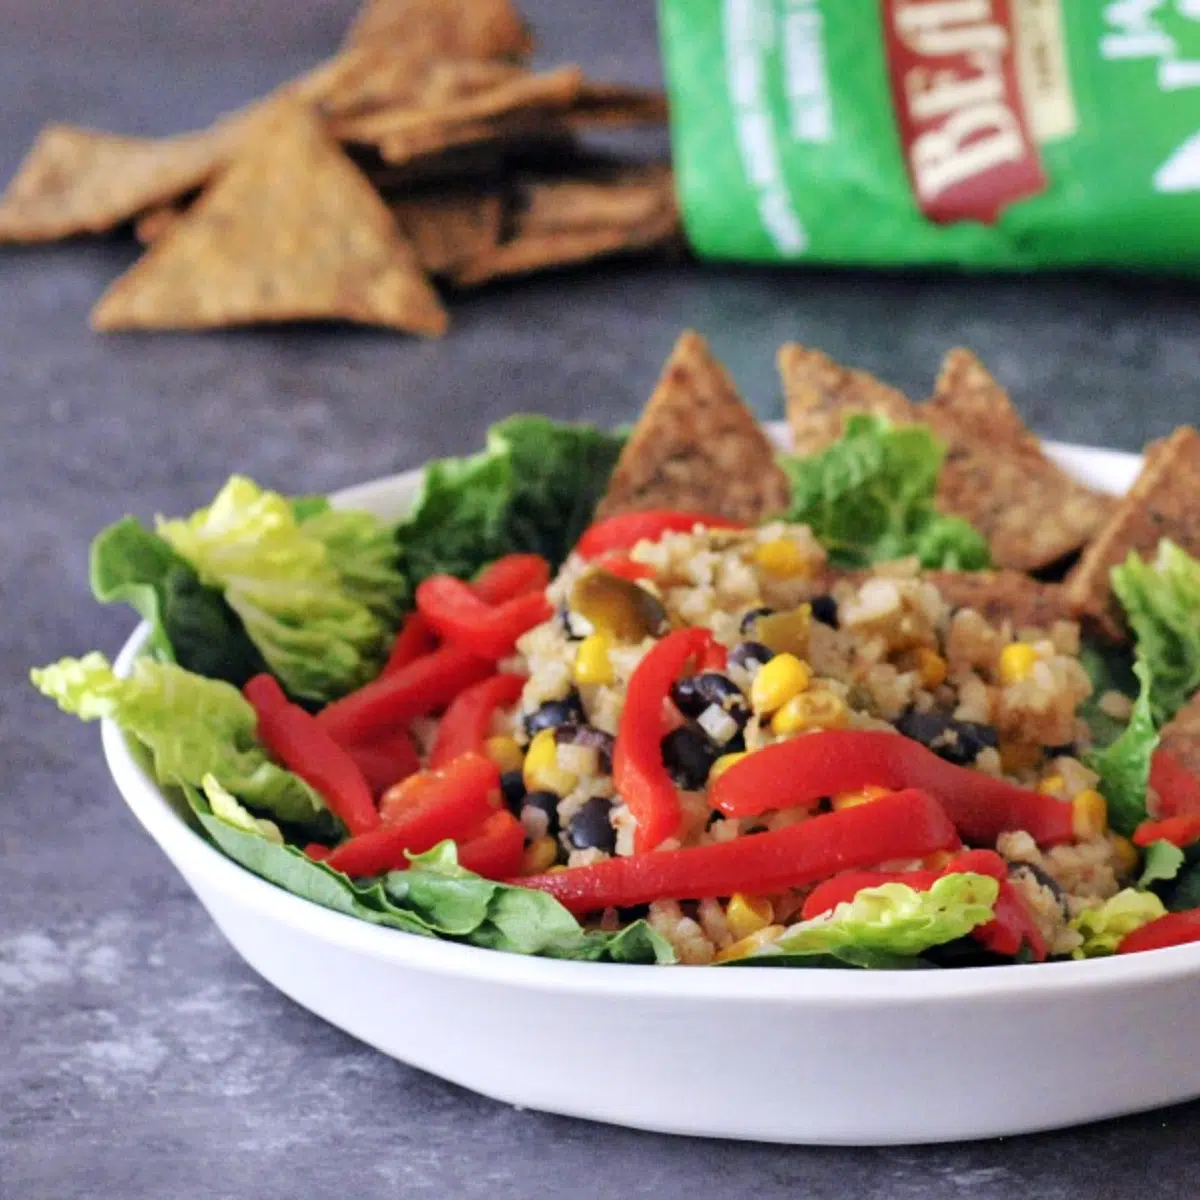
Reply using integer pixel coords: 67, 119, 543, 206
101, 439, 1200, 1145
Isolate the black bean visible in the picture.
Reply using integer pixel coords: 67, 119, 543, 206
895, 708, 998, 766
500, 770, 527, 811
660, 727, 720, 791
670, 673, 750, 725
523, 691, 587, 737
556, 723, 615, 773
558, 605, 589, 642
567, 796, 616, 852
728, 640, 774, 672
739, 606, 774, 634
810, 594, 839, 628
521, 789, 561, 836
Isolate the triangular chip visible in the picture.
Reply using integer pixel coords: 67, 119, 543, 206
1065, 426, 1200, 636
344, 0, 533, 61
90, 106, 447, 336
922, 571, 1071, 634
594, 331, 790, 522
929, 348, 1038, 450
392, 191, 503, 274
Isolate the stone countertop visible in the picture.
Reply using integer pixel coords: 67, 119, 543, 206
3, 2, 1198, 1196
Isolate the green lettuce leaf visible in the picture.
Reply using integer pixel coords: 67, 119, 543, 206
1169, 861, 1200, 911
1077, 642, 1138, 750
1070, 888, 1167, 958
157, 477, 398, 702
30, 654, 334, 835
1091, 660, 1160, 837
300, 507, 408, 626
201, 774, 283, 844
739, 873, 998, 968
89, 516, 266, 686
780, 415, 991, 570
1112, 540, 1200, 725
1139, 839, 1186, 890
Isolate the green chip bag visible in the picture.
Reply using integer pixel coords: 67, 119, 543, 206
658, 0, 1200, 270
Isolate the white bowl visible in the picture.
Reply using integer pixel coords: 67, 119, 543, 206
101, 439, 1200, 1146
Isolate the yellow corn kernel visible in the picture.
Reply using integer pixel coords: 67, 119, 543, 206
573, 633, 614, 685
750, 653, 811, 715
523, 728, 578, 796
710, 751, 748, 781
1072, 789, 1108, 840
998, 642, 1040, 685
771, 689, 850, 735
483, 736, 524, 774
714, 924, 787, 963
914, 647, 948, 690
999, 740, 1042, 773
522, 835, 559, 874
922, 849, 958, 871
753, 538, 807, 579
725, 893, 774, 941
832, 784, 891, 811
1110, 834, 1139, 877
1037, 774, 1065, 796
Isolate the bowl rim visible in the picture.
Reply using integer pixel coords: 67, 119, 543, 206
101, 438, 1200, 1005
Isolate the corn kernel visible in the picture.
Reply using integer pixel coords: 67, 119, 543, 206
573, 633, 614, 686
1072, 789, 1108, 840
771, 689, 850, 735
483, 736, 524, 774
1037, 774, 1065, 796
1110, 834, 1139, 877
753, 538, 808, 579
522, 835, 559, 874
914, 647, 948, 690
922, 849, 957, 871
714, 924, 787, 963
750, 653, 811, 715
725, 893, 774, 941
999, 740, 1042, 773
710, 751, 748, 780
832, 784, 891, 811
523, 728, 578, 796
998, 642, 1040, 685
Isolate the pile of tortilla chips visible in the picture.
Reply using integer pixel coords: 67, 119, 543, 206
0, 0, 677, 336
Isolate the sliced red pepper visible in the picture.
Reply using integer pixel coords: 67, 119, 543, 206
243, 672, 288, 713
429, 672, 528, 768
345, 728, 421, 798
304, 843, 333, 862
1133, 813, 1200, 849
614, 628, 718, 853
247, 682, 379, 836
801, 867, 940, 921
472, 553, 550, 604
325, 752, 500, 877
316, 642, 494, 745
1150, 749, 1200, 818
516, 788, 959, 914
709, 729, 1074, 847
456, 810, 526, 879
576, 510, 747, 560
382, 612, 438, 677
700, 641, 728, 672
593, 553, 656, 582
1117, 909, 1200, 955
416, 576, 552, 660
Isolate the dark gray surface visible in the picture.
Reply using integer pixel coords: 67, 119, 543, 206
3, 3, 1199, 1197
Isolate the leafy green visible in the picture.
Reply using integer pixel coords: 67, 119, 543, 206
738, 874, 998, 968
301, 507, 409, 626
780, 415, 990, 570
89, 516, 266, 686
1070, 889, 1167, 958
30, 653, 334, 835
1077, 642, 1139, 750
157, 476, 402, 703
201, 774, 283, 844
1169, 861, 1200, 911
1091, 661, 1160, 837
1112, 541, 1200, 726
1139, 840, 1186, 890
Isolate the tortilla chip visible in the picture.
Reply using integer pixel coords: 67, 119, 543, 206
517, 165, 675, 232
779, 343, 918, 456
344, 0, 533, 61
1160, 692, 1200, 780
134, 204, 186, 245
1064, 426, 1200, 637
929, 348, 1039, 450
594, 331, 791, 523
90, 106, 447, 336
563, 81, 670, 128
392, 191, 503, 274
923, 571, 1073, 632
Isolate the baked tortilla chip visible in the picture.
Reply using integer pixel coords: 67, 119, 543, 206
90, 106, 447, 336
1160, 692, 1200, 780
392, 191, 502, 274
134, 204, 186, 245
930, 348, 1038, 450
594, 331, 790, 523
344, 0, 533, 61
923, 571, 1073, 633
1065, 426, 1200, 637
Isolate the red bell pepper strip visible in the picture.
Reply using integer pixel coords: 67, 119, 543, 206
1150, 749, 1200, 818
576, 510, 748, 560
1133, 813, 1200, 849
709, 729, 1075, 847
243, 672, 288, 714
247, 681, 379, 837
472, 553, 550, 604
382, 612, 438, 677
429, 672, 528, 768
614, 628, 718, 853
801, 867, 940, 921
516, 788, 959, 914
593, 553, 657, 582
345, 729, 421, 798
325, 752, 500, 877
1117, 909, 1200, 955
416, 576, 552, 660
304, 843, 333, 862
456, 810, 526, 879
316, 642, 494, 745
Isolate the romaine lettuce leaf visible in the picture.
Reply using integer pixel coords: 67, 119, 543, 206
1070, 889, 1167, 958
1077, 642, 1138, 750
1139, 839, 1186, 890
1091, 661, 1160, 837
201, 774, 283, 844
30, 654, 334, 835
300, 507, 408, 625
780, 415, 991, 570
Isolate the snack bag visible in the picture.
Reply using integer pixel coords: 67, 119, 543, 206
658, 0, 1200, 270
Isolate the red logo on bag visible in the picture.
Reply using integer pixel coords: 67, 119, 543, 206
883, 0, 1046, 225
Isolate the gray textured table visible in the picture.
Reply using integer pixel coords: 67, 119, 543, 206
4, 3, 1199, 1197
